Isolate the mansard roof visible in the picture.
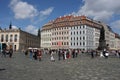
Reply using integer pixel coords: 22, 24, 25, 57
42, 15, 102, 30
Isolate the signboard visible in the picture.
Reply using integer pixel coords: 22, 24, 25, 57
58, 41, 62, 46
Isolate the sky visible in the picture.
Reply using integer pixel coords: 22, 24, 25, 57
0, 0, 120, 35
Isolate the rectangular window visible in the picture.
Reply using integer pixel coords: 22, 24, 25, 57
74, 43, 75, 46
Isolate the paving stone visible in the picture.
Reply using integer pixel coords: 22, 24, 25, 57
0, 52, 120, 80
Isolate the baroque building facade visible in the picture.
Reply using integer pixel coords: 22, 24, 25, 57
0, 24, 40, 51
41, 15, 104, 50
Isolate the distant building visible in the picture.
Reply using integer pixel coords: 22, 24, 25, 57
115, 33, 120, 50
0, 23, 40, 51
101, 23, 115, 50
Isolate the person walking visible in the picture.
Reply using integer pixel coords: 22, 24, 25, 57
118, 50, 120, 58
64, 50, 67, 60
91, 50, 94, 58
33, 50, 37, 60
58, 49, 61, 60
75, 49, 78, 58
29, 50, 33, 59
37, 50, 42, 61
66, 50, 70, 59
24, 49, 29, 57
9, 48, 13, 58
50, 51, 55, 62
103, 49, 109, 59
62, 50, 65, 60
1, 48, 6, 58
72, 49, 75, 58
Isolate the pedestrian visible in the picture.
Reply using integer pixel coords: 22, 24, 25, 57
24, 49, 29, 57
66, 50, 70, 59
9, 48, 13, 58
91, 50, 94, 58
50, 51, 55, 62
100, 51, 104, 57
62, 50, 65, 60
64, 50, 67, 60
103, 49, 106, 58
58, 49, 61, 60
118, 50, 120, 58
105, 51, 109, 58
103, 49, 109, 59
29, 50, 33, 59
75, 49, 78, 58
116, 50, 120, 58
1, 48, 6, 58
33, 50, 37, 60
37, 50, 42, 61
72, 49, 75, 58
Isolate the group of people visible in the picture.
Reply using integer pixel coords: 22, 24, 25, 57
0, 48, 13, 58
44, 49, 80, 62
24, 49, 42, 61
24, 49, 80, 62
90, 49, 120, 59
24, 48, 120, 62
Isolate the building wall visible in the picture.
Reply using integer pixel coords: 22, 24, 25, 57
115, 38, 120, 49
0, 29, 20, 50
51, 27, 69, 49
41, 15, 109, 50
41, 29, 51, 49
69, 25, 87, 50
109, 32, 115, 49
94, 28, 100, 49
102, 23, 116, 49
19, 30, 40, 51
0, 29, 40, 51
69, 25, 100, 50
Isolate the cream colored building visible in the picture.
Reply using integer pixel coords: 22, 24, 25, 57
114, 33, 120, 50
101, 23, 115, 49
0, 25, 40, 51
41, 15, 102, 50
41, 22, 52, 49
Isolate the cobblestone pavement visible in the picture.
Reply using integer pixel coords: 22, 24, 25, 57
0, 52, 120, 80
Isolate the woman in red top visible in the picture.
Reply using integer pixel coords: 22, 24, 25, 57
37, 50, 42, 61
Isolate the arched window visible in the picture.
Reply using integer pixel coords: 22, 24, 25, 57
10, 34, 13, 42
14, 34, 17, 42
6, 35, 8, 42
1, 34, 4, 42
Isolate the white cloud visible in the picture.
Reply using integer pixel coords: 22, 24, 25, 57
10, 0, 37, 19
10, 0, 54, 21
73, 0, 120, 22
33, 7, 54, 24
25, 25, 38, 35
40, 7, 54, 16
12, 25, 18, 29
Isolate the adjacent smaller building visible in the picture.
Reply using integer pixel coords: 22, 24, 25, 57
0, 24, 40, 51
115, 33, 120, 50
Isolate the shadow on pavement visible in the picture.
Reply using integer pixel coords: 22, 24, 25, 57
0, 68, 6, 71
